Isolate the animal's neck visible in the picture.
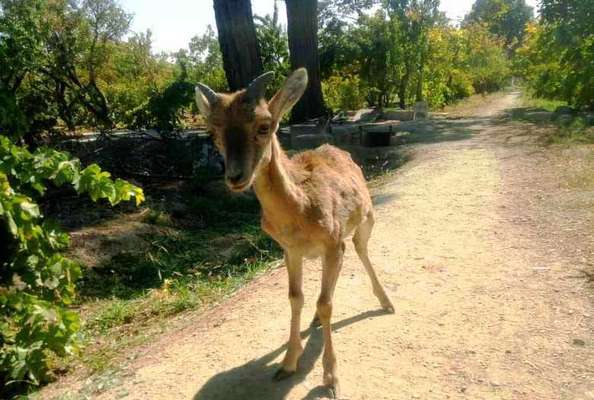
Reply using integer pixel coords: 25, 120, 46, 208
253, 134, 306, 215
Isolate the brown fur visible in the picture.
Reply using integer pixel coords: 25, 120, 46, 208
195, 69, 394, 397
256, 142, 370, 255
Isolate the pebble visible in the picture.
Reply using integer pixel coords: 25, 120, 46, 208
572, 338, 586, 347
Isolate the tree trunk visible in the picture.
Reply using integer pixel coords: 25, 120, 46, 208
398, 65, 411, 109
213, 0, 263, 91
55, 81, 76, 132
285, 0, 326, 123
415, 45, 426, 102
415, 66, 424, 103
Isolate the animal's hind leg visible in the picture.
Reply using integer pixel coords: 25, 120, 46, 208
352, 213, 395, 312
309, 241, 346, 328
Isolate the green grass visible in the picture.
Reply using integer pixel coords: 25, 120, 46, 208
546, 119, 594, 145
511, 92, 594, 145
518, 91, 568, 112
52, 185, 282, 378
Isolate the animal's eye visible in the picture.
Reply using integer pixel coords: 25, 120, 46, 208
258, 124, 270, 135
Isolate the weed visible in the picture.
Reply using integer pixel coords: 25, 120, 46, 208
519, 91, 568, 112
53, 184, 283, 377
546, 119, 594, 145
511, 92, 594, 145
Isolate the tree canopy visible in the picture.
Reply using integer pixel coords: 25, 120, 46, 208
464, 0, 534, 52
515, 0, 594, 109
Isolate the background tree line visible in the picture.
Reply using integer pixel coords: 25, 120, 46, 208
514, 0, 594, 110
4, 0, 591, 144
2, 0, 593, 146
0, 0, 537, 145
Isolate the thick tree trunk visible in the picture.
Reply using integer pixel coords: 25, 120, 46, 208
55, 81, 76, 132
213, 0, 263, 91
285, 0, 326, 123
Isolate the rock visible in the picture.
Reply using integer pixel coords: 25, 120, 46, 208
554, 105, 575, 115
572, 338, 586, 347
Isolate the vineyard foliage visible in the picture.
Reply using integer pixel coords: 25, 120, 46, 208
0, 136, 143, 395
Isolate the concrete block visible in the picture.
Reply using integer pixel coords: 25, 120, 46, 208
293, 134, 334, 149
524, 111, 553, 123
382, 110, 415, 121
414, 101, 429, 119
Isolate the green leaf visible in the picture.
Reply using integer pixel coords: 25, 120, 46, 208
6, 211, 18, 235
0, 137, 143, 392
19, 200, 40, 220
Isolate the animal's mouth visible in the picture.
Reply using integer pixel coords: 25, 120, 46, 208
228, 180, 251, 192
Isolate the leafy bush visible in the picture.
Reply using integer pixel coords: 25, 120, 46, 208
0, 90, 28, 140
423, 26, 476, 108
462, 23, 510, 94
322, 74, 367, 112
254, 6, 290, 98
131, 80, 195, 133
0, 136, 143, 397
104, 31, 176, 129
516, 16, 594, 110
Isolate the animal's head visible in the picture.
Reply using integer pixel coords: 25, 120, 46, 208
195, 68, 308, 192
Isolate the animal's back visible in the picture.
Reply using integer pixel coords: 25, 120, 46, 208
291, 144, 366, 186
289, 144, 373, 240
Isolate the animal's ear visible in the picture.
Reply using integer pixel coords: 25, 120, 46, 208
195, 83, 219, 117
268, 68, 308, 121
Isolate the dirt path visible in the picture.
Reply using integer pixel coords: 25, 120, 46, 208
43, 93, 593, 400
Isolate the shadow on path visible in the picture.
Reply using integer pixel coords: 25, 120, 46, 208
395, 117, 498, 145
193, 309, 391, 400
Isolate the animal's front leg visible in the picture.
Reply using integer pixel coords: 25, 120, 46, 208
317, 241, 345, 398
274, 250, 304, 380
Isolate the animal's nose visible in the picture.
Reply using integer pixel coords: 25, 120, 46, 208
226, 170, 244, 184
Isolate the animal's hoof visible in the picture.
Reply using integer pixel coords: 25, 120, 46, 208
324, 375, 340, 399
273, 368, 295, 381
328, 385, 338, 399
380, 298, 395, 313
383, 304, 395, 314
